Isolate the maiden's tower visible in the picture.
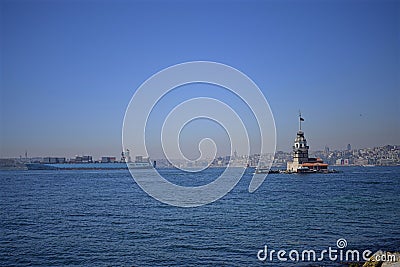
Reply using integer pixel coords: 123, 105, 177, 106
286, 113, 329, 173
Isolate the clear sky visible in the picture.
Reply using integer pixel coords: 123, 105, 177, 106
1, 0, 399, 159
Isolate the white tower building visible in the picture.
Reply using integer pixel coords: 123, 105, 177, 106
292, 130, 309, 165
286, 112, 329, 173
287, 112, 309, 172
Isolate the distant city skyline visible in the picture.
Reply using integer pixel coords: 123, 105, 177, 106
1, 0, 399, 159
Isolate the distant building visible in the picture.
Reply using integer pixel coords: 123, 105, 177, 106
41, 157, 66, 164
335, 158, 343, 165
101, 156, 116, 163
354, 158, 368, 165
71, 155, 92, 163
83, 155, 92, 163
347, 144, 352, 151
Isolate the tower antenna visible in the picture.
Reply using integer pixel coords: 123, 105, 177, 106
299, 110, 302, 131
299, 110, 304, 131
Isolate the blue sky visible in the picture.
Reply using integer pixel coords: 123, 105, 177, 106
1, 0, 399, 159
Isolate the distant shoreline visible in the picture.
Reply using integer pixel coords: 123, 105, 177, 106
0, 162, 399, 171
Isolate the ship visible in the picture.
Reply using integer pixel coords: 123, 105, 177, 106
254, 167, 279, 174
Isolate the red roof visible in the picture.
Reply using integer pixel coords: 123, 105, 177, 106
302, 162, 329, 167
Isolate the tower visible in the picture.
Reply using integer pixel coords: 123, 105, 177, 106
287, 112, 310, 172
121, 149, 132, 163
286, 112, 329, 173
292, 130, 309, 164
293, 111, 309, 163
125, 149, 131, 163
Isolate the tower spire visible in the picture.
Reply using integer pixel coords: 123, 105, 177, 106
299, 110, 304, 131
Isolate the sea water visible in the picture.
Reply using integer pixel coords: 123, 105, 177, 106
1, 166, 399, 266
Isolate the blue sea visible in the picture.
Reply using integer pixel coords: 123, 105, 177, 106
1, 166, 399, 266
